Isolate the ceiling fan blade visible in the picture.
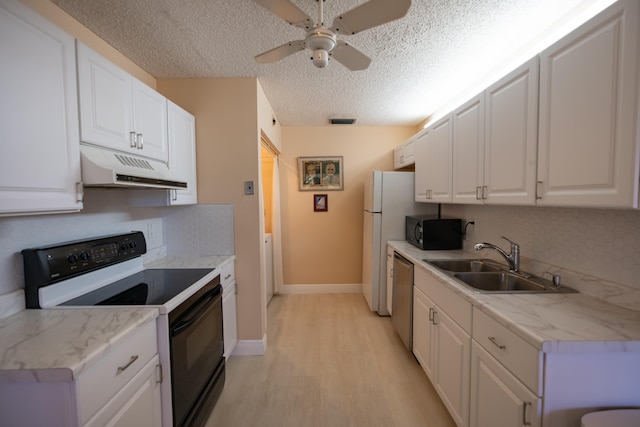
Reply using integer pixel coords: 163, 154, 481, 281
253, 0, 313, 29
331, 42, 371, 71
255, 40, 306, 64
331, 0, 411, 35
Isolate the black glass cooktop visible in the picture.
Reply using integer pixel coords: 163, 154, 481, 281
61, 268, 213, 306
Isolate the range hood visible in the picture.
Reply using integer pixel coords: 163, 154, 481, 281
80, 145, 187, 190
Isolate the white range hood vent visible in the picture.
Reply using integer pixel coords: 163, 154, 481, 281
80, 144, 187, 190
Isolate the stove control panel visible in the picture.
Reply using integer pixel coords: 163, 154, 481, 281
22, 232, 147, 308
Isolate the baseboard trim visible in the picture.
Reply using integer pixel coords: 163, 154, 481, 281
278, 284, 362, 294
231, 335, 267, 356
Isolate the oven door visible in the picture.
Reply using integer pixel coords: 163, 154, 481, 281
169, 278, 224, 427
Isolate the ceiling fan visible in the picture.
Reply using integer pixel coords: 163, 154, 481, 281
253, 0, 411, 70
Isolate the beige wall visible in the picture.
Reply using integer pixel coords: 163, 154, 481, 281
280, 126, 417, 285
157, 78, 269, 341
24, 0, 155, 87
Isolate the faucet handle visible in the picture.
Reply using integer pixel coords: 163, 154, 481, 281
501, 236, 519, 249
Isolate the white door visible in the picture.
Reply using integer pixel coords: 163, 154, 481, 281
0, 0, 83, 216
484, 57, 538, 205
452, 94, 485, 204
132, 79, 168, 162
425, 115, 453, 202
362, 211, 381, 312
536, 0, 640, 208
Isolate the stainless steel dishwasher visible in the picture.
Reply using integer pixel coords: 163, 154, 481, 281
391, 252, 414, 350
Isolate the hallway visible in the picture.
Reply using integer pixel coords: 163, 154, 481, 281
208, 293, 455, 427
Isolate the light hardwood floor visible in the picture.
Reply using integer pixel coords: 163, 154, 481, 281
207, 293, 456, 427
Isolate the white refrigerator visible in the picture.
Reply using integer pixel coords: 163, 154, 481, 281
362, 170, 438, 315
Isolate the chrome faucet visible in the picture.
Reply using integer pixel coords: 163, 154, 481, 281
474, 236, 520, 272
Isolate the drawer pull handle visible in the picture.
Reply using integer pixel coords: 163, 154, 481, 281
523, 401, 532, 426
488, 336, 506, 350
224, 274, 232, 280
117, 355, 139, 374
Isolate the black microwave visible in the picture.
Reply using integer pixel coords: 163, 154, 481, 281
406, 216, 462, 250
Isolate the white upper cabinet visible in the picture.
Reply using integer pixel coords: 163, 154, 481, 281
77, 42, 168, 162
537, 0, 640, 208
424, 115, 453, 202
394, 135, 416, 169
484, 57, 539, 205
0, 0, 83, 216
167, 101, 197, 205
414, 128, 430, 202
452, 94, 485, 204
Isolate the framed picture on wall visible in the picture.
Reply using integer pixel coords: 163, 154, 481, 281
298, 156, 343, 191
314, 194, 328, 212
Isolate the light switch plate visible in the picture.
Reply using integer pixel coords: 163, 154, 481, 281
244, 181, 254, 195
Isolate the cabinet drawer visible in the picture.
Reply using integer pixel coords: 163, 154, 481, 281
76, 319, 158, 425
472, 308, 540, 394
220, 260, 235, 290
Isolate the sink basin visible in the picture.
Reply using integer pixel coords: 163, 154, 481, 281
452, 272, 577, 293
425, 259, 503, 273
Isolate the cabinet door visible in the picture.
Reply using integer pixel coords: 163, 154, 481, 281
223, 285, 238, 359
84, 356, 162, 427
414, 129, 430, 202
452, 94, 485, 204
537, 0, 640, 208
434, 308, 471, 427
470, 342, 540, 427
413, 286, 436, 381
167, 101, 197, 205
425, 115, 453, 202
77, 41, 134, 153
484, 57, 539, 205
0, 0, 83, 216
132, 79, 168, 162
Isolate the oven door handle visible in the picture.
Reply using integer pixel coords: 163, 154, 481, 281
171, 289, 220, 337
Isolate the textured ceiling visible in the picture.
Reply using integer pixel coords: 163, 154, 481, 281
50, 0, 610, 126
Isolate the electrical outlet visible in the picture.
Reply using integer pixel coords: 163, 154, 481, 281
244, 181, 254, 195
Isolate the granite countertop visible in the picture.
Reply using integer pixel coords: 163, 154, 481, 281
0, 307, 158, 383
389, 241, 640, 354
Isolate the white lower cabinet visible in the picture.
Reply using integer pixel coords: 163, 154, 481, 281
413, 267, 471, 426
470, 342, 540, 427
221, 260, 238, 359
0, 320, 161, 427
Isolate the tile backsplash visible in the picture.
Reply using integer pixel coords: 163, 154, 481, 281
0, 189, 234, 302
443, 204, 640, 296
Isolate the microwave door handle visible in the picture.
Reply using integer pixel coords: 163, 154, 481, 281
414, 223, 423, 244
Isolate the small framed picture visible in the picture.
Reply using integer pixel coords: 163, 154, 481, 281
298, 156, 343, 191
313, 194, 328, 212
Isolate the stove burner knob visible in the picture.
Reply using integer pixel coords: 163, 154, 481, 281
67, 254, 78, 264
120, 243, 129, 251
79, 251, 90, 261
128, 242, 137, 249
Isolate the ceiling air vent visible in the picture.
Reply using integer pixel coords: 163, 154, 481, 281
330, 118, 356, 125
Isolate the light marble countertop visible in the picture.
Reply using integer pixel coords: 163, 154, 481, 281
0, 307, 158, 383
0, 255, 234, 384
389, 241, 640, 354
145, 254, 235, 270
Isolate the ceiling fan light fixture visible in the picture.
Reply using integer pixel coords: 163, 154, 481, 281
312, 49, 330, 68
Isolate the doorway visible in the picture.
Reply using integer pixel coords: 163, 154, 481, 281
260, 135, 282, 307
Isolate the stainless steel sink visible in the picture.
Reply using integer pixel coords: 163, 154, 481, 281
424, 258, 577, 294
424, 259, 503, 273
452, 272, 577, 293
